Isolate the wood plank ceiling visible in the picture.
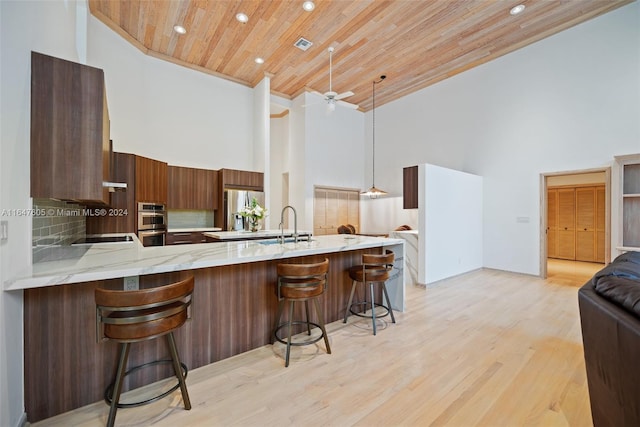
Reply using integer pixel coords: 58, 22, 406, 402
88, 0, 631, 112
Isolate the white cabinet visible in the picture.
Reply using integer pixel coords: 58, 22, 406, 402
615, 154, 640, 251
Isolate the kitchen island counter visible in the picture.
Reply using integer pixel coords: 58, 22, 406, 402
6, 234, 402, 291
20, 234, 405, 422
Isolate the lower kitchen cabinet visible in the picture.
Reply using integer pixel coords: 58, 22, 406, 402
166, 231, 208, 245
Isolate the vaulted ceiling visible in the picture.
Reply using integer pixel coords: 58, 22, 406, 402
88, 0, 632, 112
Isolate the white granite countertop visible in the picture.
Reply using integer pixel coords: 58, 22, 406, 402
204, 229, 312, 240
167, 227, 222, 233
5, 234, 402, 291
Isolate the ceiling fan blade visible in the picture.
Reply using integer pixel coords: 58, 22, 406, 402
337, 100, 359, 109
334, 91, 354, 100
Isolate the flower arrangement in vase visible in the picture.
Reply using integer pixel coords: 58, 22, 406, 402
239, 197, 268, 232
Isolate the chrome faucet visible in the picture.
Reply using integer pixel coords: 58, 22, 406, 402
279, 205, 298, 243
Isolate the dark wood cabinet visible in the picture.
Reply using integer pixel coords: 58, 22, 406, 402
215, 168, 264, 228
86, 153, 136, 234
86, 153, 167, 234
403, 165, 418, 209
219, 168, 263, 191
135, 155, 167, 204
30, 51, 111, 205
167, 166, 218, 210
166, 231, 208, 245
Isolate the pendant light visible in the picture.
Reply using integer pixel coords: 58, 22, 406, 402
361, 75, 387, 198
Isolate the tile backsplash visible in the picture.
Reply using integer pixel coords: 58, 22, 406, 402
32, 198, 86, 262
167, 210, 215, 229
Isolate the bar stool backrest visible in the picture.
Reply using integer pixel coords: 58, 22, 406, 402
95, 276, 194, 343
360, 250, 394, 281
277, 258, 329, 300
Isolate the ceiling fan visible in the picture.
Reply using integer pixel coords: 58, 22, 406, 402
308, 47, 358, 112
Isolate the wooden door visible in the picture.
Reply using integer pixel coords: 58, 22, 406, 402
313, 187, 360, 235
575, 187, 596, 262
556, 188, 575, 260
547, 189, 558, 258
596, 186, 606, 263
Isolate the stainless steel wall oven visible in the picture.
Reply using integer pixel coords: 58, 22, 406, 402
137, 202, 166, 246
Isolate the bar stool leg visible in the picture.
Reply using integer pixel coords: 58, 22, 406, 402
107, 342, 130, 427
305, 301, 311, 335
343, 280, 357, 323
369, 282, 377, 335
167, 332, 191, 410
313, 298, 331, 354
382, 283, 396, 324
273, 299, 285, 343
285, 300, 295, 367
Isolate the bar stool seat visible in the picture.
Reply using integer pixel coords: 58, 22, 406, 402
344, 250, 396, 335
273, 258, 331, 367
95, 276, 194, 427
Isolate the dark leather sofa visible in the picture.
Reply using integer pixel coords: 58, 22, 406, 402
578, 251, 640, 426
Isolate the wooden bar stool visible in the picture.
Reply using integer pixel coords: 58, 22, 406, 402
344, 250, 396, 335
273, 258, 331, 367
95, 276, 194, 427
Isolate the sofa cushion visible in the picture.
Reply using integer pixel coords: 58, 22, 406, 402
593, 251, 640, 319
593, 251, 640, 282
594, 276, 640, 319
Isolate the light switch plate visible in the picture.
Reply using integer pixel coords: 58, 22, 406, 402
0, 221, 7, 241
124, 276, 139, 291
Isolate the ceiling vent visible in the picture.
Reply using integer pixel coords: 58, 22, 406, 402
294, 37, 313, 51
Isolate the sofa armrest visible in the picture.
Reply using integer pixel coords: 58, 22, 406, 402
578, 282, 640, 426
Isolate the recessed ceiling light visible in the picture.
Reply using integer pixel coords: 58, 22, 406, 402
302, 1, 315, 12
236, 12, 248, 23
173, 25, 187, 34
510, 4, 525, 15
255, 57, 264, 64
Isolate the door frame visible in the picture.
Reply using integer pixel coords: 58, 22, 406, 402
539, 167, 611, 278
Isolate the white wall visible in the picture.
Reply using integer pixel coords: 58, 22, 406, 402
87, 16, 255, 171
269, 114, 289, 229
419, 164, 483, 284
372, 2, 640, 275
0, 2, 87, 425
292, 92, 365, 230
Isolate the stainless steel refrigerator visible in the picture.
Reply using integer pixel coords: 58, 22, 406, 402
223, 189, 265, 231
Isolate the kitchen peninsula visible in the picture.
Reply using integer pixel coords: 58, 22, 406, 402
8, 234, 404, 422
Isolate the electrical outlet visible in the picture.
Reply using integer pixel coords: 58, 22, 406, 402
123, 276, 139, 291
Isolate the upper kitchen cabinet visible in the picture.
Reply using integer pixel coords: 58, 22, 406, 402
219, 168, 264, 191
403, 166, 419, 209
86, 153, 167, 234
167, 166, 218, 210
30, 52, 112, 205
135, 155, 168, 204
214, 168, 263, 228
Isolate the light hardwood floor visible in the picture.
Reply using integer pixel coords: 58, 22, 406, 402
33, 262, 604, 427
